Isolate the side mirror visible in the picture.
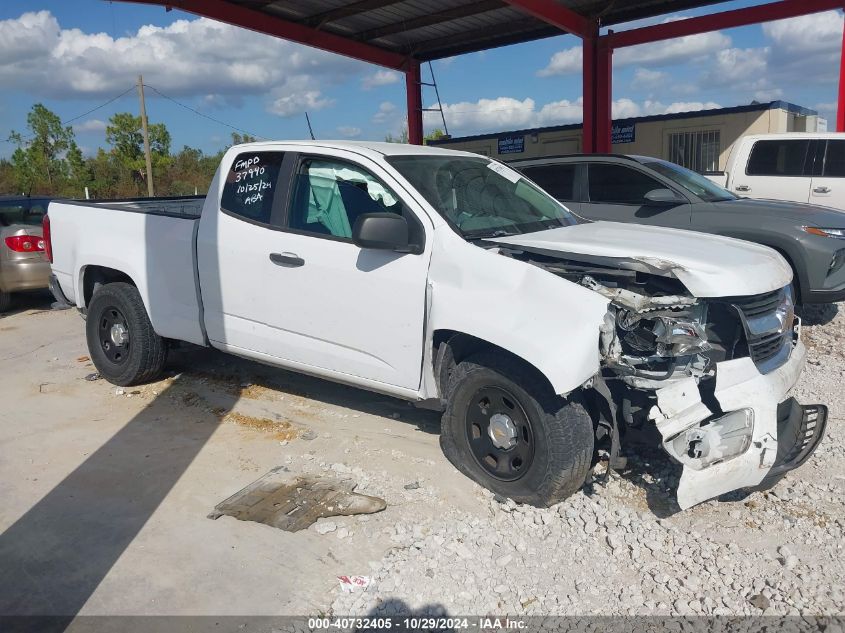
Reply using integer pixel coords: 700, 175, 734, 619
644, 188, 686, 206
352, 213, 410, 251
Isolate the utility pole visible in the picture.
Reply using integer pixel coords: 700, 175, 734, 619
137, 74, 155, 197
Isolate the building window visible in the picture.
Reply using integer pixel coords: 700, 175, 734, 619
667, 130, 721, 173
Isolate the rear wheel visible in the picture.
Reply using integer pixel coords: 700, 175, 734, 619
86, 282, 167, 386
440, 352, 594, 507
0, 290, 10, 313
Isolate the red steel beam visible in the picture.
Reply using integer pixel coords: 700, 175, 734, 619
502, 0, 591, 38
406, 61, 423, 144
595, 39, 613, 153
111, 0, 410, 70
607, 0, 845, 48
839, 15, 845, 132
582, 33, 596, 153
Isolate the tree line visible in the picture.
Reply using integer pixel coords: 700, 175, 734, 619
0, 103, 255, 199
0, 103, 448, 200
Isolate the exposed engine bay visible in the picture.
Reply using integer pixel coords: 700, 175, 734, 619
491, 242, 825, 508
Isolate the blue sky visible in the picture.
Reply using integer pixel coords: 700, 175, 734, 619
0, 0, 841, 158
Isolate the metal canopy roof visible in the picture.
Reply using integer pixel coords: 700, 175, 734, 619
198, 0, 732, 61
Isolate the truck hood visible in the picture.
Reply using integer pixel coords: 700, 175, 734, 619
710, 197, 845, 224
492, 221, 792, 298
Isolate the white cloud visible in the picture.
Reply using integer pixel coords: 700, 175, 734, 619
72, 118, 106, 133
372, 101, 398, 124
632, 68, 668, 90
429, 97, 538, 134
615, 29, 730, 68
762, 11, 844, 85
763, 11, 843, 55
0, 10, 368, 119
705, 47, 770, 86
423, 95, 724, 135
537, 47, 582, 77
268, 91, 333, 117
337, 126, 362, 138
537, 17, 730, 78
612, 98, 642, 119
536, 98, 583, 126
663, 101, 721, 114
361, 70, 400, 90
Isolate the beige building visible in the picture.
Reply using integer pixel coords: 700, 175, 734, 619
429, 101, 824, 173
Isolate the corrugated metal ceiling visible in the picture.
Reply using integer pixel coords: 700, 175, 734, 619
235, 0, 733, 60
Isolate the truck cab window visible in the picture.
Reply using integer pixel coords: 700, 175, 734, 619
287, 159, 404, 239
519, 164, 576, 201
587, 163, 662, 204
220, 151, 285, 224
746, 140, 810, 176
824, 140, 845, 177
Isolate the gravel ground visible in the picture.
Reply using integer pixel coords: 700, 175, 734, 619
325, 304, 845, 617
2, 294, 842, 619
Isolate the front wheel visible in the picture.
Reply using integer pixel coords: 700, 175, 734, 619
86, 282, 167, 386
439, 352, 595, 507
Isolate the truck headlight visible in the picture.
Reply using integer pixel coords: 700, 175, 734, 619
802, 226, 845, 240
617, 309, 710, 358
652, 316, 711, 356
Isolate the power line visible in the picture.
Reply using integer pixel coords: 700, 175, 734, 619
143, 84, 267, 141
1, 85, 136, 144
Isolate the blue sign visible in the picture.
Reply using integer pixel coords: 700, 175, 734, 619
498, 135, 525, 154
612, 123, 635, 144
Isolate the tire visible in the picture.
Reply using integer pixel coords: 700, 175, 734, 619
0, 290, 11, 313
86, 282, 167, 386
439, 352, 594, 507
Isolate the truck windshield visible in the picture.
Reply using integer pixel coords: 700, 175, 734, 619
386, 155, 576, 238
643, 159, 737, 202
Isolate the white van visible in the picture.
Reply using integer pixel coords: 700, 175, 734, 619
708, 133, 845, 211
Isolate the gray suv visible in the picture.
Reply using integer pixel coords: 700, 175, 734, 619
0, 196, 52, 312
512, 155, 845, 304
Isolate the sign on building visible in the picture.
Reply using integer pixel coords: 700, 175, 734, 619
498, 135, 525, 154
611, 123, 636, 144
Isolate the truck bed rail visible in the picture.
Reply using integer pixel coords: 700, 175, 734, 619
58, 195, 204, 219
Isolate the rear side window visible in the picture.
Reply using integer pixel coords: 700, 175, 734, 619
220, 152, 285, 223
520, 164, 576, 200
0, 201, 48, 227
823, 140, 845, 177
746, 140, 810, 177
587, 163, 663, 204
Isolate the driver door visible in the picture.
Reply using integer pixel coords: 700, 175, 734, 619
202, 149, 432, 391
581, 162, 691, 228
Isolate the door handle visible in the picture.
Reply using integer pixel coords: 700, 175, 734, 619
269, 252, 305, 267
813, 186, 831, 194
735, 185, 750, 192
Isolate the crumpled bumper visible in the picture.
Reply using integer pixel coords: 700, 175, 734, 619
650, 340, 827, 509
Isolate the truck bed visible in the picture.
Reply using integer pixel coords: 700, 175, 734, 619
48, 196, 207, 346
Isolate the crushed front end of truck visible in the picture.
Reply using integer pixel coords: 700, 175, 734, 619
494, 243, 827, 508
591, 278, 826, 508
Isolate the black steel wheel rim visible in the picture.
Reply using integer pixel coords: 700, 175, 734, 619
465, 385, 535, 482
98, 305, 130, 365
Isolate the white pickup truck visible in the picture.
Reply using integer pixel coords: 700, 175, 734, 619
706, 133, 845, 211
45, 141, 826, 509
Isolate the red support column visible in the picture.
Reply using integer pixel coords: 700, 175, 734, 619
406, 61, 423, 145
595, 38, 613, 153
582, 33, 596, 153
838, 14, 845, 132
